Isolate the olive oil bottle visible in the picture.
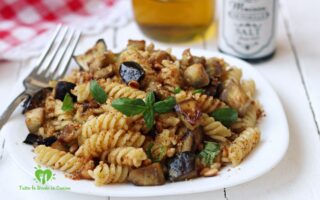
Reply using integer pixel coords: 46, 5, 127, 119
132, 0, 214, 42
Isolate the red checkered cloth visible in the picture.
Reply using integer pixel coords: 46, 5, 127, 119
0, 0, 130, 60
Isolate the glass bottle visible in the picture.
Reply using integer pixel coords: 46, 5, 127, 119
132, 0, 214, 42
218, 0, 277, 62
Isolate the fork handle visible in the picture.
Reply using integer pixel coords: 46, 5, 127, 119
0, 91, 30, 130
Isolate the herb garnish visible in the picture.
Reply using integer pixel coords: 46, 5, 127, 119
154, 96, 176, 114
193, 88, 205, 94
62, 93, 74, 111
111, 98, 146, 116
210, 108, 238, 127
199, 142, 220, 165
174, 87, 182, 94
111, 91, 176, 129
90, 80, 107, 104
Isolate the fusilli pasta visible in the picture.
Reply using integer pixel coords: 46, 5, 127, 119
34, 145, 87, 173
107, 147, 147, 167
200, 114, 232, 141
76, 130, 145, 158
228, 127, 261, 166
88, 161, 129, 185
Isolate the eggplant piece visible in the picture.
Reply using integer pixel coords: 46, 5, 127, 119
127, 40, 146, 51
167, 152, 197, 182
74, 39, 107, 71
58, 124, 79, 143
183, 64, 210, 88
41, 136, 57, 146
128, 163, 166, 186
178, 131, 194, 153
54, 81, 76, 101
24, 133, 42, 145
23, 133, 57, 146
177, 128, 203, 153
119, 61, 145, 84
220, 80, 250, 116
175, 99, 202, 128
23, 88, 52, 113
25, 107, 44, 133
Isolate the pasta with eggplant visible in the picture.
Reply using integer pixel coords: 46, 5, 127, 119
23, 39, 264, 186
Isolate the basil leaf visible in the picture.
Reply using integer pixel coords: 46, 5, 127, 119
90, 80, 107, 104
146, 91, 155, 107
112, 98, 146, 116
143, 107, 155, 130
199, 142, 220, 165
193, 88, 205, 94
211, 108, 238, 127
154, 96, 176, 114
62, 93, 74, 112
174, 87, 182, 94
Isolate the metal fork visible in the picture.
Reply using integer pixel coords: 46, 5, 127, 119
0, 25, 81, 160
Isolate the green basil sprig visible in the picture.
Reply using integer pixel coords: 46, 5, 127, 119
210, 108, 238, 127
62, 93, 74, 111
111, 91, 176, 129
90, 80, 107, 104
199, 141, 220, 165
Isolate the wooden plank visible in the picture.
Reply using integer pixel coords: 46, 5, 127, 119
219, 7, 320, 200
280, 0, 320, 135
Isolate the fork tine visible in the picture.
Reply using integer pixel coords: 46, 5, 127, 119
38, 26, 69, 76
32, 25, 62, 73
55, 30, 81, 80
49, 29, 76, 78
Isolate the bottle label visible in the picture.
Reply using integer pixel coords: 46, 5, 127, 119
221, 0, 276, 57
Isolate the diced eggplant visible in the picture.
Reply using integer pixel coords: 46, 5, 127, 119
74, 39, 107, 71
119, 61, 145, 84
192, 127, 204, 151
50, 140, 68, 152
167, 152, 197, 181
177, 127, 203, 153
54, 81, 76, 101
220, 80, 250, 116
184, 64, 210, 88
23, 88, 52, 113
175, 99, 202, 127
58, 124, 79, 143
127, 40, 146, 50
128, 163, 166, 186
23, 133, 57, 147
204, 79, 223, 98
93, 65, 113, 79
178, 130, 194, 153
25, 107, 44, 133
41, 136, 57, 146
24, 133, 42, 145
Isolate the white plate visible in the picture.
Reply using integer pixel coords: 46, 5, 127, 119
3, 49, 289, 197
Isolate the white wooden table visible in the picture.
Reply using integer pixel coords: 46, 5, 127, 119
1, 0, 320, 199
